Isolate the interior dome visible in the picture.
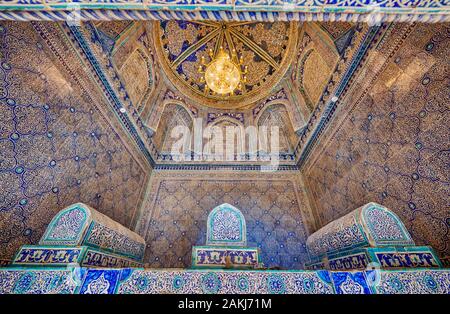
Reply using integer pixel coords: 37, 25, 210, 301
153, 20, 299, 109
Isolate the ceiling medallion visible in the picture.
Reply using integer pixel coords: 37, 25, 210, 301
153, 21, 299, 109
199, 46, 248, 96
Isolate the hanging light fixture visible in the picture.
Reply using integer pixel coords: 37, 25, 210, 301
198, 46, 248, 96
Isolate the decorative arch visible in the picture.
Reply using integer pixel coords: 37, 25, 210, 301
256, 103, 297, 153
145, 89, 198, 136
206, 203, 247, 247
254, 99, 299, 131
209, 115, 245, 130
152, 102, 194, 153
207, 116, 246, 158
157, 99, 196, 130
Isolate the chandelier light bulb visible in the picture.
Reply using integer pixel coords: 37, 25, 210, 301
203, 47, 245, 95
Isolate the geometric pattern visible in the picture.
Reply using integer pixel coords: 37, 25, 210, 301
307, 203, 414, 260
206, 203, 246, 246
363, 203, 414, 246
36, 203, 146, 262
304, 23, 450, 261
0, 21, 150, 261
41, 205, 89, 245
140, 171, 313, 269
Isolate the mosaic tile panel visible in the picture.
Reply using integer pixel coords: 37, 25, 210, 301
319, 22, 354, 40
369, 247, 442, 269
330, 271, 371, 294
362, 203, 414, 246
39, 203, 146, 261
314, 246, 443, 271
13, 246, 85, 266
40, 204, 89, 246
306, 202, 414, 261
327, 252, 369, 271
12, 245, 142, 268
78, 268, 121, 294
306, 206, 367, 261
0, 268, 80, 294
206, 203, 246, 247
192, 246, 259, 269
303, 23, 450, 261
2, 267, 448, 294
81, 248, 142, 268
0, 21, 150, 261
371, 269, 450, 294
115, 269, 335, 294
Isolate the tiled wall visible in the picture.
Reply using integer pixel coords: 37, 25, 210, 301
1, 20, 447, 271
138, 171, 315, 269
303, 23, 449, 261
0, 22, 151, 261
2, 267, 449, 294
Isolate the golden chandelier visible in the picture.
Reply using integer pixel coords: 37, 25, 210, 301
198, 46, 248, 96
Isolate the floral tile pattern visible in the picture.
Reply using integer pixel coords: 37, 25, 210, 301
0, 22, 151, 261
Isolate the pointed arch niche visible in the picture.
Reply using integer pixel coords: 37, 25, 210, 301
206, 116, 246, 159
152, 103, 194, 153
256, 103, 297, 153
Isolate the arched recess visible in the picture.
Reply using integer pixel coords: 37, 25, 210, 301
152, 102, 194, 153
255, 98, 302, 132
256, 103, 297, 153
206, 116, 246, 158
119, 48, 155, 111
152, 96, 196, 127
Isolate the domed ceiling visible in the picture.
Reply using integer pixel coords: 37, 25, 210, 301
153, 20, 299, 109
